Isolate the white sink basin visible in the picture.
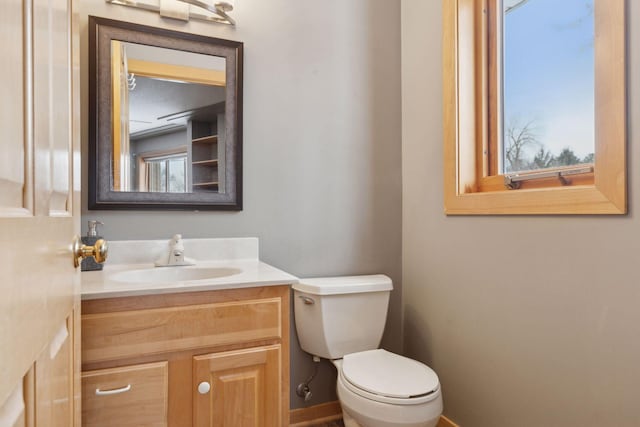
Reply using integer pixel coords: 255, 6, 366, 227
110, 266, 242, 284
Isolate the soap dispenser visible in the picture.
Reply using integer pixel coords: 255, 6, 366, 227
81, 221, 105, 271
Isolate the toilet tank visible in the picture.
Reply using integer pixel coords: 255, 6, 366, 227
292, 275, 392, 359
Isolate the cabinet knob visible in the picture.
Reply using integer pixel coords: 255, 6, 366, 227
198, 381, 211, 394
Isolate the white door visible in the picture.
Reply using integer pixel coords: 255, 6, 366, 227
0, 0, 80, 425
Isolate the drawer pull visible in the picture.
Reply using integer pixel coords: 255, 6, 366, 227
198, 381, 211, 394
95, 384, 131, 396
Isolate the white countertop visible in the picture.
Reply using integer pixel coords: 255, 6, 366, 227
81, 237, 298, 300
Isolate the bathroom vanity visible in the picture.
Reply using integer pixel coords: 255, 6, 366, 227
80, 238, 297, 426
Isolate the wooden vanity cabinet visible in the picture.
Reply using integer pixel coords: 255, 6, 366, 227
81, 285, 290, 427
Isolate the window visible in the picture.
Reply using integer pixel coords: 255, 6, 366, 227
501, 0, 594, 174
443, 0, 626, 214
138, 150, 187, 193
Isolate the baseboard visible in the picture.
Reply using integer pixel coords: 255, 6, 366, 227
437, 415, 460, 427
289, 401, 342, 427
289, 401, 459, 427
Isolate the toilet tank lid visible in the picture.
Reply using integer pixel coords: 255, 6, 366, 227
293, 274, 392, 295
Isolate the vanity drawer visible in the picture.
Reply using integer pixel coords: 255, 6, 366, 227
82, 361, 168, 427
82, 298, 282, 364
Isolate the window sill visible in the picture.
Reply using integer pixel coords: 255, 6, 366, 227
445, 182, 625, 215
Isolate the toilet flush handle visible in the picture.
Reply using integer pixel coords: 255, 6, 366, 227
298, 296, 315, 305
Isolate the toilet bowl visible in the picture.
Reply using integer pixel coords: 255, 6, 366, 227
293, 275, 444, 427
334, 351, 443, 427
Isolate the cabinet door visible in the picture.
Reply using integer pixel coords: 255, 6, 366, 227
193, 345, 281, 427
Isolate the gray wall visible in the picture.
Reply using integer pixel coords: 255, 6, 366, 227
402, 1, 640, 426
80, 0, 402, 409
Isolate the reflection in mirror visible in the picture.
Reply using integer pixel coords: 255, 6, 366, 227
112, 42, 227, 194
89, 16, 242, 210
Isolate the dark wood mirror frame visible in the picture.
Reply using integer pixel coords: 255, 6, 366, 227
88, 16, 243, 210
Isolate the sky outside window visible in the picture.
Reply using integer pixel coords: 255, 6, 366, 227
503, 0, 594, 172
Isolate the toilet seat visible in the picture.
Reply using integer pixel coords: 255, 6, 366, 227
339, 349, 440, 406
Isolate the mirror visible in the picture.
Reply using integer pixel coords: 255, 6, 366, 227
88, 16, 243, 210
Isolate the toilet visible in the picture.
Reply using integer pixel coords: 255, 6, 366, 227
293, 275, 443, 427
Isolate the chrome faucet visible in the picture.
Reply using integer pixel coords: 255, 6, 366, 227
155, 234, 195, 267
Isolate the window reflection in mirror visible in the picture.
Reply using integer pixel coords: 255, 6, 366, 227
137, 148, 187, 192
111, 41, 226, 194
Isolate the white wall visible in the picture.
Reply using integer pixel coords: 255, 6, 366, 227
80, 0, 402, 409
402, 1, 640, 426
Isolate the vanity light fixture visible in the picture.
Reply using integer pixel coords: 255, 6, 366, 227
105, 0, 236, 25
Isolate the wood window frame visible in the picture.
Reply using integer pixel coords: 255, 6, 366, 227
443, 0, 626, 215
